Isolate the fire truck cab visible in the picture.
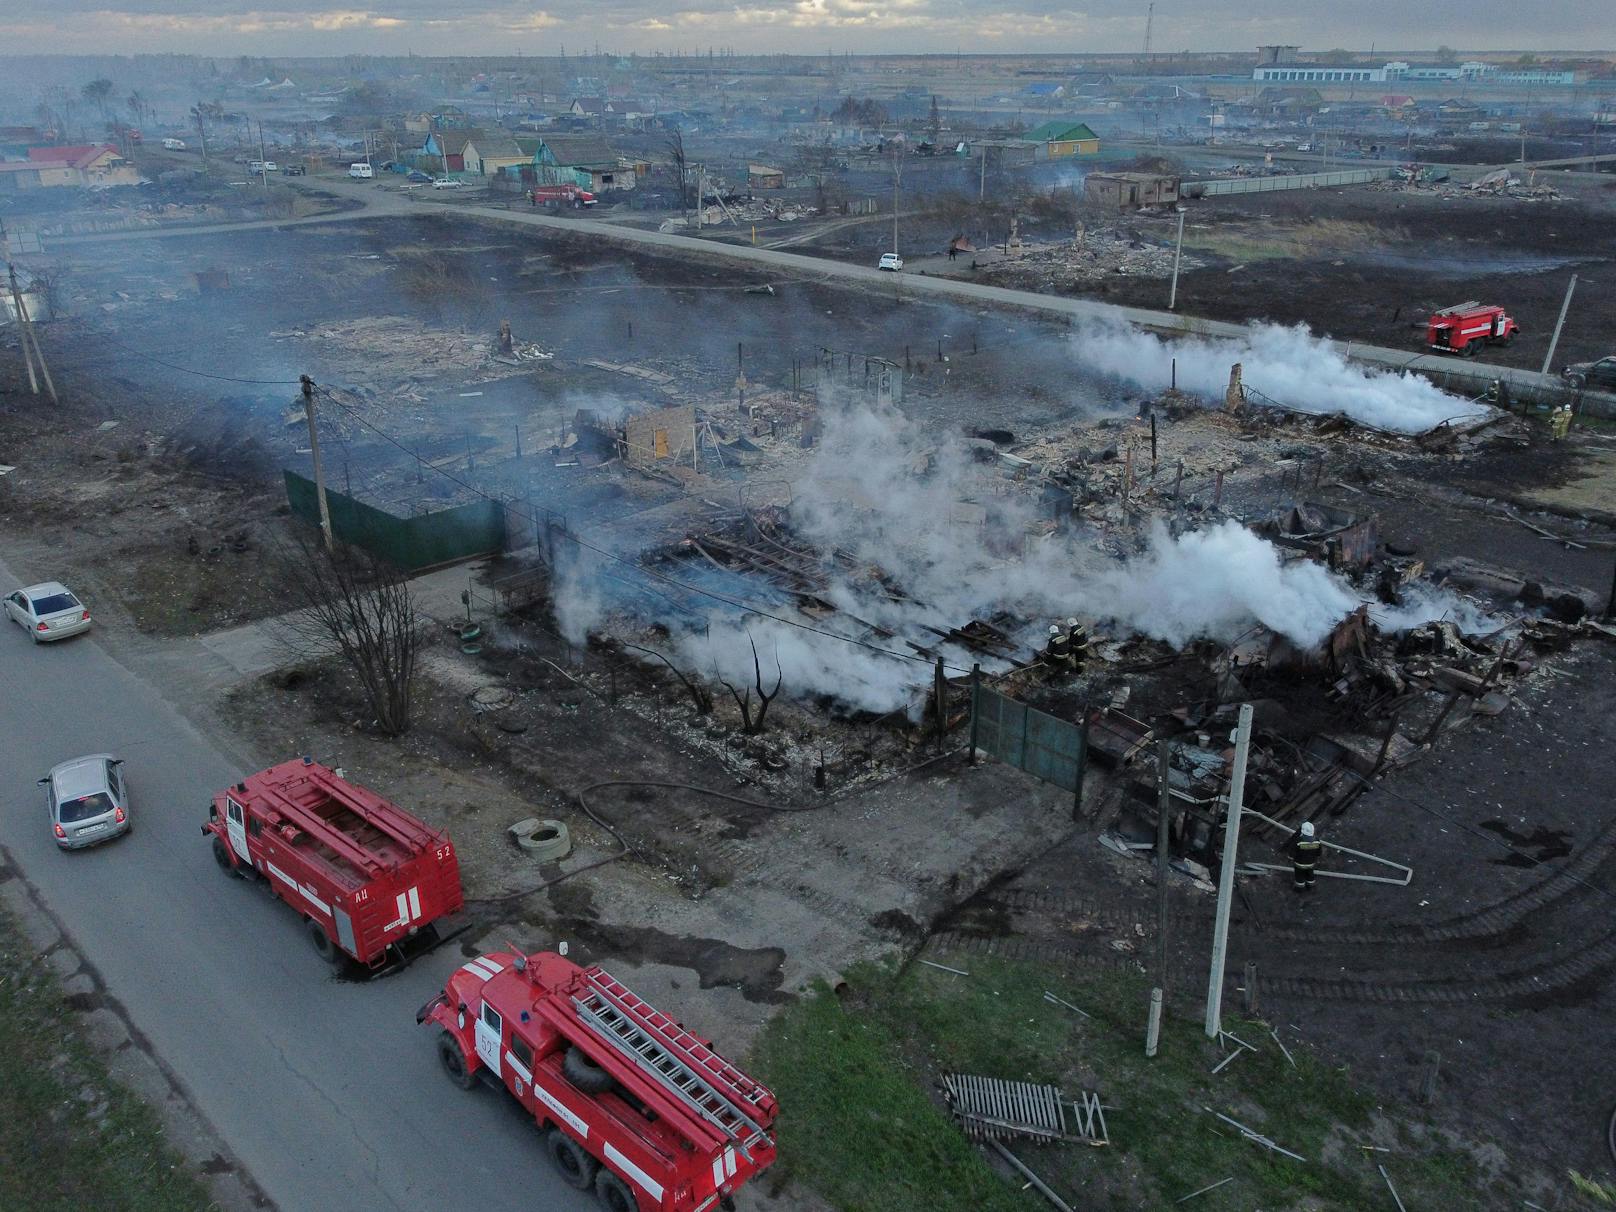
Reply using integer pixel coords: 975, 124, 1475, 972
1426, 301, 1519, 356
203, 758, 463, 970
420, 950, 777, 1212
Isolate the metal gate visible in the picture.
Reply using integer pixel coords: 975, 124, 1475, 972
970, 682, 1088, 810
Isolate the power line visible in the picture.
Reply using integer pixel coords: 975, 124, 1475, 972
85, 329, 301, 387
311, 384, 978, 676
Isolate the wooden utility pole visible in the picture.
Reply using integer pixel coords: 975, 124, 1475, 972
8, 262, 56, 403
7, 263, 39, 395
300, 375, 334, 550
1205, 702, 1253, 1039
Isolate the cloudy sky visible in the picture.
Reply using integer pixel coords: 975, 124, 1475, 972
0, 0, 1608, 56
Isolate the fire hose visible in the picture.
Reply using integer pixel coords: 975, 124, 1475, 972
474, 780, 823, 907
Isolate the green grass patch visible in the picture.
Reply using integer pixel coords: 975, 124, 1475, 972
755, 955, 1514, 1210
0, 901, 217, 1212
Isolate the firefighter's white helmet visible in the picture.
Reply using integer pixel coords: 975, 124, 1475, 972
1049, 625, 1061, 636
1066, 617, 1079, 628
1300, 821, 1315, 839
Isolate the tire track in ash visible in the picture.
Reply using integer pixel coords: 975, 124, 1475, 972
946, 824, 1616, 1007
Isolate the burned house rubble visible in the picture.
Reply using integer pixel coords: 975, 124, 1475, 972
419, 322, 1596, 885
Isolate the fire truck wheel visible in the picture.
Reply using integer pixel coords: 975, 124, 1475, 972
306, 918, 342, 965
545, 1129, 598, 1189
212, 837, 241, 877
437, 1033, 477, 1090
594, 1169, 636, 1212
563, 1045, 616, 1095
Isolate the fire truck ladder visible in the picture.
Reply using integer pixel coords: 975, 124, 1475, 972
572, 972, 773, 1160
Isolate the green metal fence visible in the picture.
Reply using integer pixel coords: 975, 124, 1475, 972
284, 471, 506, 571
971, 681, 1089, 814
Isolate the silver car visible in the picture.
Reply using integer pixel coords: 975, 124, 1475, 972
41, 755, 131, 849
5, 581, 92, 642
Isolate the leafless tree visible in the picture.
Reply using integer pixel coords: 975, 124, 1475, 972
623, 643, 712, 715
274, 532, 420, 735
716, 631, 782, 736
664, 127, 690, 219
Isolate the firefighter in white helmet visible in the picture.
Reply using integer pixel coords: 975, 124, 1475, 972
1286, 821, 1322, 892
1046, 624, 1070, 667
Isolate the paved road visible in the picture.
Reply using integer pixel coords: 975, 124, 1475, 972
0, 553, 593, 1212
43, 172, 1598, 409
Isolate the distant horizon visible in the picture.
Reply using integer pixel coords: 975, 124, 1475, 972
0, 0, 1612, 60
1, 47, 1613, 64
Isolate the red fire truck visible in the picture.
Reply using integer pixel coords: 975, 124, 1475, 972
203, 758, 464, 970
419, 949, 777, 1212
1426, 301, 1519, 356
530, 183, 597, 208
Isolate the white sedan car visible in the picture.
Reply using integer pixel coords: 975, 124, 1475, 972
431, 177, 463, 189
5, 581, 92, 642
878, 252, 903, 271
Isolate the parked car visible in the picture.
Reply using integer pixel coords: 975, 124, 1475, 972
40, 754, 130, 849
431, 176, 463, 189
1562, 356, 1616, 392
878, 252, 903, 272
282, 164, 307, 176
162, 137, 187, 150
348, 162, 374, 179
406, 170, 432, 183
4, 582, 91, 642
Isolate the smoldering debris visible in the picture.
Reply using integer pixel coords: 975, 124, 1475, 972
546, 397, 1427, 717
1071, 319, 1489, 434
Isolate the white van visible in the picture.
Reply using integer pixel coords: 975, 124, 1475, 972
348, 162, 374, 179
162, 137, 186, 150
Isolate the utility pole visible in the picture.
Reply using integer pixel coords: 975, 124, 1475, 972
1168, 208, 1186, 310
1541, 273, 1578, 376
8, 262, 56, 402
7, 262, 39, 395
257, 119, 269, 191
1204, 702, 1253, 1040
891, 146, 901, 255
979, 143, 986, 202
195, 106, 209, 174
299, 375, 334, 551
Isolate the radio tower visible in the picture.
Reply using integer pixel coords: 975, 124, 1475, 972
1142, 2, 1155, 68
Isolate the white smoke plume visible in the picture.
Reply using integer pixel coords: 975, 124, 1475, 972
1072, 319, 1488, 434
1084, 520, 1361, 648
1366, 583, 1505, 635
551, 400, 1389, 714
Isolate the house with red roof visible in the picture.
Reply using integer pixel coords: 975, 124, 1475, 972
0, 143, 141, 189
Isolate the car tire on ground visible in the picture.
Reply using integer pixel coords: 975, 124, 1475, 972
595, 1168, 637, 1212
563, 1045, 616, 1094
212, 837, 240, 876
438, 1032, 477, 1090
306, 917, 342, 965
546, 1128, 598, 1189
1567, 374, 1587, 390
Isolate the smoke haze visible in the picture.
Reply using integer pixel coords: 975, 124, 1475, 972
549, 400, 1401, 714
1072, 320, 1490, 434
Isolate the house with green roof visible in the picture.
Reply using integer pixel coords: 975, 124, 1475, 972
1020, 120, 1100, 159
